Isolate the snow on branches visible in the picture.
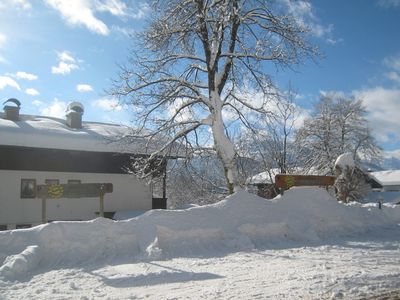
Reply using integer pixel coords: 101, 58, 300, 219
110, 0, 318, 192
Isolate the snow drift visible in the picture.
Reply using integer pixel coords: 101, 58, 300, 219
0, 187, 399, 281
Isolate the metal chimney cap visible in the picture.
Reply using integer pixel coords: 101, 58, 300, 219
3, 98, 21, 108
66, 101, 84, 114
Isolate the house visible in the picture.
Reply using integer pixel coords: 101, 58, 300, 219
247, 167, 332, 199
246, 169, 281, 199
368, 170, 400, 192
362, 170, 400, 204
0, 99, 174, 230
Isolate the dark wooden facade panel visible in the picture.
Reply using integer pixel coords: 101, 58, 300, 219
0, 145, 133, 174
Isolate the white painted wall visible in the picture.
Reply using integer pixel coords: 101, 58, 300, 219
382, 185, 400, 192
0, 170, 152, 229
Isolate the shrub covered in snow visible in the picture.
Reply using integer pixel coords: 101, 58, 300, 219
334, 153, 371, 202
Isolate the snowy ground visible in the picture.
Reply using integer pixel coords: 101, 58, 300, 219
1, 187, 399, 299
1, 234, 400, 300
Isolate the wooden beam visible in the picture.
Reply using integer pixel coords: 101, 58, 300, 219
36, 183, 113, 199
275, 174, 335, 189
41, 198, 46, 224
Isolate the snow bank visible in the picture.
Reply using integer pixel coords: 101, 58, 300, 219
0, 246, 41, 281
1, 187, 399, 281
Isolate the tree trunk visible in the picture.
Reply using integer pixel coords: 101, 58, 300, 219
210, 95, 238, 194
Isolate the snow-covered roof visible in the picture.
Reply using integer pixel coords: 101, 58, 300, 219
369, 170, 400, 186
0, 112, 173, 155
246, 169, 280, 185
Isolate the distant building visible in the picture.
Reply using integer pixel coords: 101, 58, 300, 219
368, 170, 400, 192
0, 99, 174, 230
246, 170, 280, 199
246, 167, 332, 199
363, 170, 400, 204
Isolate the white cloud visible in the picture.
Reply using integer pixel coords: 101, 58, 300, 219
14, 0, 31, 9
383, 149, 400, 159
130, 2, 150, 19
353, 87, 400, 143
284, 0, 313, 17
15, 71, 38, 80
281, 0, 340, 43
167, 97, 197, 123
0, 33, 6, 64
40, 99, 68, 118
384, 54, 400, 71
378, 0, 400, 8
45, 0, 110, 35
58, 51, 76, 63
0, 76, 20, 90
32, 100, 43, 106
44, 0, 149, 35
92, 98, 122, 111
111, 25, 135, 37
292, 106, 311, 129
0, 0, 31, 11
0, 33, 5, 47
319, 90, 347, 99
326, 37, 344, 45
52, 61, 79, 75
382, 54, 400, 85
25, 88, 40, 96
311, 23, 334, 39
221, 107, 237, 122
385, 71, 400, 84
51, 51, 79, 75
76, 84, 93, 92
96, 0, 128, 17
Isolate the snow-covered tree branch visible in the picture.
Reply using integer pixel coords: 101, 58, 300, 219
295, 93, 381, 175
109, 0, 318, 193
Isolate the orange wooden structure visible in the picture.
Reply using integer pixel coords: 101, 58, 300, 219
275, 174, 335, 189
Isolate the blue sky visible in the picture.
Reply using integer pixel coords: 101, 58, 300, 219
0, 0, 400, 155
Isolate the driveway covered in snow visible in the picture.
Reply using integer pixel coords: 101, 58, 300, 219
1, 231, 400, 299
1, 188, 399, 299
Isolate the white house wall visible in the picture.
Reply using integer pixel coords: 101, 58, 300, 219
0, 170, 152, 229
382, 185, 400, 192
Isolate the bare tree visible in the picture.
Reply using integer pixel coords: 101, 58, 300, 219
110, 0, 318, 193
166, 149, 261, 207
263, 88, 299, 174
237, 87, 300, 175
296, 93, 381, 174
167, 154, 228, 208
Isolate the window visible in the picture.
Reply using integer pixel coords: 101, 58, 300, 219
45, 179, 59, 185
68, 179, 81, 184
21, 179, 36, 198
0, 225, 7, 231
16, 224, 31, 229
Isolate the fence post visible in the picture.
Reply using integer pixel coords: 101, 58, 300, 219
99, 185, 104, 217
41, 198, 47, 224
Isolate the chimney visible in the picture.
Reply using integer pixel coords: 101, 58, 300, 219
66, 101, 84, 129
3, 98, 21, 121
